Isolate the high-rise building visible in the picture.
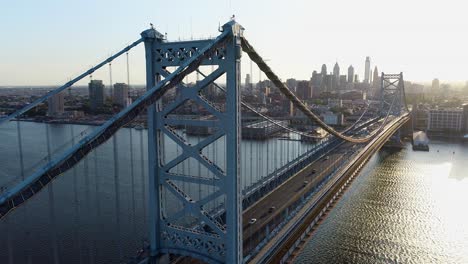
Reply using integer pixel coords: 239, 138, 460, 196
89, 80, 105, 110
47, 91, 64, 116
321, 64, 327, 76
310, 71, 323, 96
310, 71, 320, 86
339, 75, 347, 89
347, 65, 354, 83
333, 62, 340, 90
326, 75, 333, 93
373, 66, 380, 91
113, 83, 130, 107
286, 78, 297, 92
432, 78, 440, 94
296, 80, 312, 100
364, 56, 371, 84
373, 67, 379, 84
245, 74, 251, 89
354, 74, 359, 83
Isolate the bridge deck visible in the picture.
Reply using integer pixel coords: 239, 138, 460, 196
242, 140, 354, 254
247, 115, 410, 263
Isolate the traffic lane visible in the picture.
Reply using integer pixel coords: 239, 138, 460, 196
242, 142, 354, 237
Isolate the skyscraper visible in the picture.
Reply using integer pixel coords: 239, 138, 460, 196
333, 62, 340, 90
373, 66, 379, 87
286, 78, 298, 92
113, 83, 129, 107
296, 80, 312, 100
47, 91, 64, 116
245, 74, 251, 89
89, 80, 105, 111
321, 64, 327, 77
347, 65, 354, 83
432, 78, 440, 94
364, 56, 371, 84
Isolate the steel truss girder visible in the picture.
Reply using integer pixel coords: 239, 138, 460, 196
144, 21, 244, 264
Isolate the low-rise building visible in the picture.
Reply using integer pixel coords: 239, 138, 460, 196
321, 111, 344, 126
47, 92, 65, 116
427, 108, 463, 132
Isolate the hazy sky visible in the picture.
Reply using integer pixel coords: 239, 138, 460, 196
1, 0, 468, 86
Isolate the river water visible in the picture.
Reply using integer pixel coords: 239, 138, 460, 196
2, 122, 468, 263
295, 141, 468, 263
0, 121, 316, 264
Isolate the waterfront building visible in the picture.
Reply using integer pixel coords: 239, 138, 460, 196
322, 111, 343, 126
88, 80, 105, 110
47, 91, 64, 116
413, 105, 429, 131
463, 104, 468, 134
242, 120, 287, 139
113, 83, 129, 107
427, 108, 463, 132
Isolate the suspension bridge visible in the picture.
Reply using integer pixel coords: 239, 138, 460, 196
0, 20, 410, 264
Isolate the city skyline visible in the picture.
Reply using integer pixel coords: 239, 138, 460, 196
1, 0, 468, 86
1, 4, 468, 263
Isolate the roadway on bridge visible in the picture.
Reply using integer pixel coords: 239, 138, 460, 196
242, 140, 357, 253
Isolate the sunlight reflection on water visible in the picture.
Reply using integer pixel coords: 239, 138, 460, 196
295, 141, 468, 264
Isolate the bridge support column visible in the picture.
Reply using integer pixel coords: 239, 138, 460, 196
380, 73, 407, 149
142, 21, 244, 263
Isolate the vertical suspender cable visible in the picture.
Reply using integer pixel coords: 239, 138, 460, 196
197, 136, 201, 202
266, 137, 270, 177
140, 130, 146, 230
109, 63, 113, 100
70, 126, 82, 264
93, 150, 100, 261
16, 122, 25, 180
113, 134, 122, 261
126, 52, 131, 95
46, 125, 60, 264
130, 129, 136, 235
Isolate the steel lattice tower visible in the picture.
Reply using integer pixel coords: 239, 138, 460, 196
141, 21, 244, 263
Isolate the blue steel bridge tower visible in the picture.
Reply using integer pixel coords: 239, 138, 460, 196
380, 73, 407, 146
141, 21, 244, 263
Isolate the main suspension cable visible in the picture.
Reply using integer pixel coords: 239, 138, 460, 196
196, 69, 374, 139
